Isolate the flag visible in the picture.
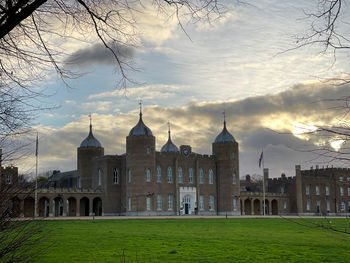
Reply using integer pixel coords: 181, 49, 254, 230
35, 133, 38, 157
258, 151, 263, 168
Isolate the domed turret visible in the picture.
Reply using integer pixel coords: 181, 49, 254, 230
161, 122, 179, 153
214, 118, 235, 143
129, 107, 153, 136
80, 123, 102, 148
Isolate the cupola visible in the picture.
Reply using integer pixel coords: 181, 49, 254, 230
129, 102, 153, 136
214, 112, 236, 143
161, 122, 179, 153
80, 115, 102, 147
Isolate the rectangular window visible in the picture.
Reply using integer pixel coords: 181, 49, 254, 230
200, 195, 204, 210
281, 186, 285, 193
157, 194, 162, 211
306, 185, 310, 195
189, 168, 193, 183
146, 169, 151, 182
199, 168, 204, 184
327, 200, 330, 212
209, 195, 214, 211
98, 169, 102, 186
340, 201, 345, 211
316, 200, 321, 213
209, 169, 213, 184
347, 177, 350, 182
128, 197, 131, 211
146, 197, 151, 211
232, 173, 237, 184
339, 176, 343, 182
325, 186, 329, 196
6, 175, 11, 184
348, 187, 350, 197
340, 186, 344, 196
315, 185, 319, 195
283, 200, 287, 209
306, 200, 310, 211
167, 167, 172, 183
168, 194, 173, 210
178, 167, 183, 183
157, 166, 161, 182
128, 169, 131, 183
113, 168, 119, 184
233, 198, 237, 211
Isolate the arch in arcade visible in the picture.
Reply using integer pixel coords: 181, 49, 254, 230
39, 196, 50, 217
271, 199, 278, 215
253, 199, 260, 215
93, 197, 102, 216
244, 199, 251, 215
23, 197, 35, 217
67, 197, 77, 216
9, 197, 21, 217
80, 197, 90, 216
53, 196, 64, 217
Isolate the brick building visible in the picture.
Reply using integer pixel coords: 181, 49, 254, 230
1, 110, 350, 217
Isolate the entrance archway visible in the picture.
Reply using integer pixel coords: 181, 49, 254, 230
244, 199, 251, 215
54, 197, 63, 216
23, 197, 35, 217
271, 199, 278, 215
9, 197, 21, 217
39, 197, 50, 217
253, 199, 260, 215
183, 195, 191, 214
80, 197, 89, 216
93, 197, 102, 216
67, 197, 77, 216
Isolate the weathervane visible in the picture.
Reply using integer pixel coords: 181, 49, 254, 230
139, 100, 142, 114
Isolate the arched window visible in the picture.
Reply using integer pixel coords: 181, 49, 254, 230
146, 169, 151, 182
167, 167, 172, 183
146, 196, 151, 211
157, 194, 162, 210
232, 172, 237, 184
113, 168, 119, 184
189, 168, 193, 183
199, 168, 204, 184
98, 169, 102, 186
233, 198, 237, 211
209, 169, 214, 184
6, 175, 11, 184
157, 166, 162, 182
128, 169, 132, 183
178, 167, 183, 183
209, 195, 214, 211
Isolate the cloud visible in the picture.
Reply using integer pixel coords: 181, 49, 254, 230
14, 82, 350, 179
64, 42, 134, 68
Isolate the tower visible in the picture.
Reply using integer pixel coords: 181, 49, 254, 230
125, 104, 156, 214
77, 116, 104, 188
212, 114, 240, 215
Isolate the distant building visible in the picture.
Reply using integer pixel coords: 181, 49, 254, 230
1, 110, 350, 217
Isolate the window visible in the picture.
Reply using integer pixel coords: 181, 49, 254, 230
316, 200, 321, 213
233, 198, 237, 211
200, 195, 204, 210
325, 186, 329, 196
199, 168, 204, 184
146, 196, 151, 211
128, 197, 131, 211
232, 172, 237, 185
78, 177, 81, 188
306, 200, 310, 211
167, 167, 172, 183
146, 169, 151, 182
189, 168, 193, 183
209, 169, 214, 184
340, 186, 344, 196
6, 175, 11, 184
128, 169, 132, 183
98, 169, 102, 186
232, 152, 235, 159
348, 202, 350, 211
306, 185, 310, 195
157, 194, 162, 210
146, 146, 150, 154
157, 166, 161, 182
209, 195, 214, 211
283, 200, 287, 209
339, 176, 343, 182
348, 187, 350, 197
113, 168, 119, 184
178, 167, 183, 183
168, 194, 173, 210
281, 186, 285, 193
347, 177, 350, 182
340, 201, 345, 211
315, 185, 319, 195
327, 200, 330, 212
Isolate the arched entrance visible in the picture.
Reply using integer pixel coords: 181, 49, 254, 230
39, 197, 50, 217
244, 199, 251, 215
183, 195, 191, 214
271, 199, 278, 215
54, 197, 63, 216
67, 197, 77, 216
23, 197, 35, 217
253, 199, 260, 215
9, 197, 21, 217
93, 197, 102, 216
80, 197, 90, 216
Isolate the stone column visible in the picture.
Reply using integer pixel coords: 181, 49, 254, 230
251, 199, 254, 215
62, 197, 67, 216
20, 198, 24, 218
49, 198, 54, 217
76, 197, 80, 217
241, 199, 245, 215
89, 197, 94, 216
261, 199, 263, 215
269, 200, 272, 215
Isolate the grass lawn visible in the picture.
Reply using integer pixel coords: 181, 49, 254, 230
35, 218, 350, 262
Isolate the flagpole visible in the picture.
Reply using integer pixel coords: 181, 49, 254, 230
262, 148, 265, 217
34, 132, 38, 218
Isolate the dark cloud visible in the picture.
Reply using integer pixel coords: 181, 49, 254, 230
64, 42, 134, 68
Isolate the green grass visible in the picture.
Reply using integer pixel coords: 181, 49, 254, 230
35, 218, 350, 262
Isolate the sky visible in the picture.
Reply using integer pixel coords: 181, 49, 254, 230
9, 0, 350, 178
